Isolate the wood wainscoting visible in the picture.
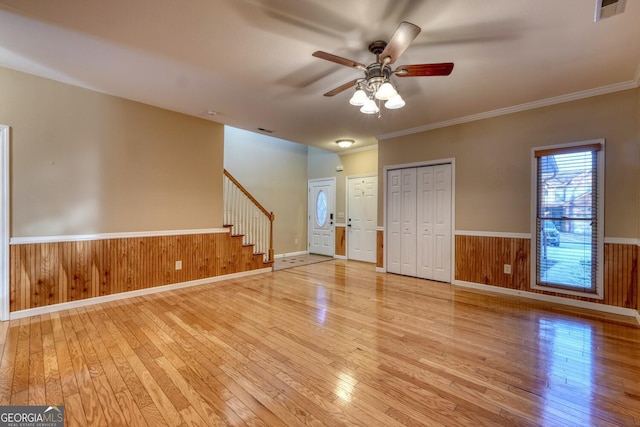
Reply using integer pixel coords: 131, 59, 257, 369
455, 234, 638, 310
334, 225, 346, 257
9, 230, 272, 313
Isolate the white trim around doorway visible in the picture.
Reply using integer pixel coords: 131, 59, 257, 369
1, 125, 9, 321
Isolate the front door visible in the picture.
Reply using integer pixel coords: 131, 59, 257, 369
347, 175, 377, 262
308, 178, 335, 256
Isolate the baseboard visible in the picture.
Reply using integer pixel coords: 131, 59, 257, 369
453, 279, 639, 323
274, 251, 308, 259
334, 255, 347, 260
376, 267, 386, 273
9, 267, 272, 320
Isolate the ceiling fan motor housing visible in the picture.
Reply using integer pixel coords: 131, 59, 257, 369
364, 62, 392, 92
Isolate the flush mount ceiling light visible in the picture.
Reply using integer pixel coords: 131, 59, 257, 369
336, 139, 354, 149
313, 21, 454, 116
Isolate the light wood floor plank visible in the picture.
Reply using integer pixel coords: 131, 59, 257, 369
115, 389, 150, 427
0, 320, 18, 405
2, 259, 639, 426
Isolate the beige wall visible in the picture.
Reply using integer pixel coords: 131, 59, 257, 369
308, 146, 378, 221
379, 89, 640, 238
1, 67, 224, 237
224, 127, 308, 255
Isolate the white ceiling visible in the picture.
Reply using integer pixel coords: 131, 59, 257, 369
1, 0, 639, 151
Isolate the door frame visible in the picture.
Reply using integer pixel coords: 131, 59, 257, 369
1, 125, 9, 321
383, 158, 456, 280
308, 177, 336, 256
346, 173, 378, 262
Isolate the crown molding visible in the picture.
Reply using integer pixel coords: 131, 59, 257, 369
378, 76, 640, 141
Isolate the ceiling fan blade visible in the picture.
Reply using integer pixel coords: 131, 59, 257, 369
379, 21, 421, 64
323, 79, 360, 97
312, 51, 365, 69
395, 63, 454, 77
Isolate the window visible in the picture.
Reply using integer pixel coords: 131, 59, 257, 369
531, 140, 604, 299
316, 190, 327, 227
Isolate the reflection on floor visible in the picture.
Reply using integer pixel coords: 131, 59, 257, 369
273, 253, 334, 271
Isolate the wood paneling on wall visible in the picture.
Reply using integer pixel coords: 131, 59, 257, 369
9, 231, 271, 312
335, 226, 346, 256
455, 235, 638, 309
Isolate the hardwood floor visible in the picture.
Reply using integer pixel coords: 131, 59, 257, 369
1, 260, 639, 426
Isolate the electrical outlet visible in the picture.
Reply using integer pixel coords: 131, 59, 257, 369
175, 260, 182, 270
503, 264, 512, 274
294, 238, 299, 245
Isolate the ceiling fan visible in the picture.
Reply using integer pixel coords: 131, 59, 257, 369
312, 21, 454, 113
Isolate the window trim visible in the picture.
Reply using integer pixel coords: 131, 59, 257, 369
530, 139, 605, 299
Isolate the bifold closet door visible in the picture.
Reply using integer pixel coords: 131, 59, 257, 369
387, 164, 451, 282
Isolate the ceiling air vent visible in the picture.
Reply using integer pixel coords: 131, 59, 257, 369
595, 0, 626, 21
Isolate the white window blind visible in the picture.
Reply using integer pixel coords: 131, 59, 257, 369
533, 142, 602, 295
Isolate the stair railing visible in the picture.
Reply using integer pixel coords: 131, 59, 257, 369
223, 169, 275, 262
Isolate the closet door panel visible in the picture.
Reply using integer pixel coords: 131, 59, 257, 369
416, 166, 434, 279
433, 164, 452, 282
400, 169, 417, 276
386, 169, 402, 274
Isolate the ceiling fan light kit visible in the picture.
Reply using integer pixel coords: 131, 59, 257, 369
313, 21, 453, 116
374, 82, 398, 100
349, 89, 369, 106
385, 94, 406, 110
360, 98, 380, 114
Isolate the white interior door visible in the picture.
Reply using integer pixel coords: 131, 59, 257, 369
347, 175, 377, 263
308, 178, 335, 256
1, 125, 9, 321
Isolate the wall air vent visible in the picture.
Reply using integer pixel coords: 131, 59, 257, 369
595, 0, 626, 21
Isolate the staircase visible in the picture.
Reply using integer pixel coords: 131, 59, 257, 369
223, 169, 275, 267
